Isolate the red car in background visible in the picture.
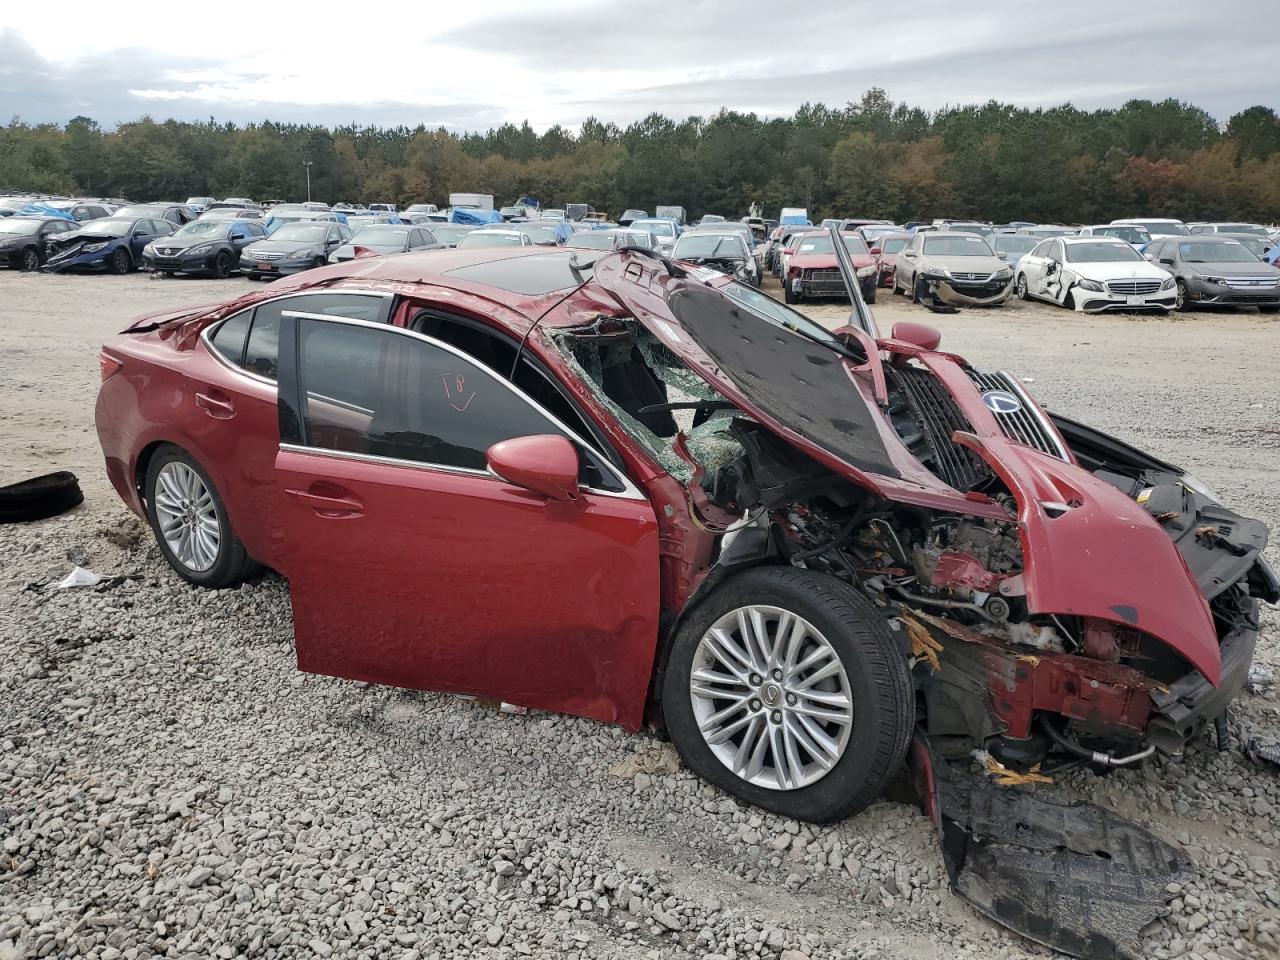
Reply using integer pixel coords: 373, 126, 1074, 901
868, 231, 912, 288
95, 243, 1272, 832
782, 231, 879, 303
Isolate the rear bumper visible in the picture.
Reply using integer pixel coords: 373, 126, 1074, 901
1146, 605, 1257, 754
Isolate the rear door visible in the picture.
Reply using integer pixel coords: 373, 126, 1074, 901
272, 312, 661, 729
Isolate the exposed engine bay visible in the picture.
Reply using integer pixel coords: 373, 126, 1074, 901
553, 316, 1275, 775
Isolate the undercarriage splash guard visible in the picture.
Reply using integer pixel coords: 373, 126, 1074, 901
912, 737, 1191, 959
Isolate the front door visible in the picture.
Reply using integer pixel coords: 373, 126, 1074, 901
273, 312, 662, 729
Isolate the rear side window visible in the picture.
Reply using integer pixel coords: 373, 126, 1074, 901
296, 319, 575, 474
214, 294, 392, 381
209, 309, 252, 365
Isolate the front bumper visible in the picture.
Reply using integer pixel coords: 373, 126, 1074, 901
1077, 290, 1177, 312
239, 255, 314, 276
143, 251, 219, 274
934, 277, 1014, 306
790, 272, 875, 298
1146, 605, 1257, 754
1187, 278, 1280, 306
43, 250, 113, 272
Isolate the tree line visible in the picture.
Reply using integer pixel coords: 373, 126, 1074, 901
3, 89, 1279, 224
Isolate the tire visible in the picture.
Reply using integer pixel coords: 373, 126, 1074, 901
144, 445, 257, 588
312, 256, 326, 270
913, 277, 929, 304
19, 247, 40, 272
1063, 289, 1076, 311
862, 280, 877, 305
213, 251, 232, 278
0, 472, 83, 523
1015, 273, 1029, 300
109, 248, 131, 275
1175, 280, 1188, 312
661, 567, 914, 823
784, 284, 800, 305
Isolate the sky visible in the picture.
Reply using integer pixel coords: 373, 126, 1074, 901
1, 0, 1276, 132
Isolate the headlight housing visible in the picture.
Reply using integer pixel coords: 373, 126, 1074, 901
923, 267, 950, 280
856, 264, 876, 279
82, 241, 108, 253
186, 244, 214, 256
1076, 279, 1104, 292
1160, 275, 1176, 290
1202, 275, 1226, 286
995, 266, 1013, 279
288, 248, 314, 258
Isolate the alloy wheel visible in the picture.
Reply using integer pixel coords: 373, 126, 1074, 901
1015, 274, 1028, 300
1175, 280, 1186, 310
689, 604, 854, 791
153, 461, 221, 572
21, 248, 39, 271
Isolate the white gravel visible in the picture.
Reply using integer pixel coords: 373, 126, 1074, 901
1, 272, 1278, 959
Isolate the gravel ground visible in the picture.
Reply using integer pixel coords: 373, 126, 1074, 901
1, 270, 1278, 960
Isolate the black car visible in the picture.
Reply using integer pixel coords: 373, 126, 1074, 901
1147, 236, 1280, 311
0, 216, 77, 270
328, 224, 442, 263
113, 203, 197, 227
142, 218, 268, 277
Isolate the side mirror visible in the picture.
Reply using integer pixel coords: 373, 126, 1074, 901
486, 434, 579, 502
1160, 257, 1175, 265
891, 321, 942, 351
903, 250, 917, 258
869, 247, 882, 256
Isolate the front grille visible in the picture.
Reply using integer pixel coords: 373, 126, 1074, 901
885, 366, 990, 491
966, 369, 1069, 461
950, 271, 992, 282
1107, 279, 1161, 295
800, 267, 846, 293
155, 247, 183, 257
1221, 276, 1279, 290
253, 251, 284, 261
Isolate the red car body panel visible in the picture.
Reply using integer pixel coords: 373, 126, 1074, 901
786, 251, 876, 275
275, 446, 663, 729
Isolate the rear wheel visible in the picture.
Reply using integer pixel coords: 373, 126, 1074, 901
109, 248, 131, 275
662, 567, 913, 822
19, 247, 40, 272
144, 446, 257, 588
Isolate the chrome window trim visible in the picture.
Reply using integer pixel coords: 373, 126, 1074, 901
199, 290, 396, 387
282, 310, 646, 501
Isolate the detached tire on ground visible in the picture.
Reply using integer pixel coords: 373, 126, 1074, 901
0, 472, 84, 523
144, 445, 258, 588
662, 566, 914, 823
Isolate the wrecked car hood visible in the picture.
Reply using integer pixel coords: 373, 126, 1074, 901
593, 251, 1224, 682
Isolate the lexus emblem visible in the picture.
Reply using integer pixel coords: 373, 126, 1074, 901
982, 389, 1022, 414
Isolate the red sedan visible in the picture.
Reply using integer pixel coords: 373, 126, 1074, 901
96, 245, 1273, 831
868, 231, 912, 288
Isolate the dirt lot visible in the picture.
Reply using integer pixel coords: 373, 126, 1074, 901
1, 269, 1279, 960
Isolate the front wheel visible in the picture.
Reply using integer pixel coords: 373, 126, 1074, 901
144, 446, 257, 588
862, 280, 877, 305
1175, 280, 1188, 312
20, 247, 40, 271
1015, 273, 1029, 300
783, 283, 800, 305
213, 251, 232, 278
109, 248, 131, 275
661, 567, 913, 822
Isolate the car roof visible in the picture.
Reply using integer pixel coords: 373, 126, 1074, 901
1061, 235, 1127, 243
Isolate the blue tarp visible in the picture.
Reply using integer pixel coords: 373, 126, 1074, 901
779, 214, 810, 226
517, 196, 539, 210
20, 202, 76, 221
450, 208, 503, 226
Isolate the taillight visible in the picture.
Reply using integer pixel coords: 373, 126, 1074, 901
99, 351, 123, 382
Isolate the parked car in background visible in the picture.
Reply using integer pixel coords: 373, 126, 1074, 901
781, 232, 877, 303
540, 209, 567, 221
1221, 233, 1275, 259
423, 224, 475, 248
892, 231, 1013, 305
774, 226, 827, 280
618, 209, 647, 226
0, 196, 37, 217
856, 224, 901, 246
672, 231, 759, 286
456, 229, 534, 249
1188, 222, 1270, 237
113, 203, 196, 227
44, 216, 175, 274
1145, 236, 1280, 312
142, 218, 267, 278
217, 198, 260, 210
1014, 236, 1176, 312
344, 214, 396, 232
0, 216, 77, 270
628, 218, 678, 255
266, 210, 343, 233
699, 214, 726, 225
328, 224, 442, 263
42, 199, 114, 222
937, 221, 995, 238
566, 228, 655, 251
1078, 224, 1152, 247
868, 232, 911, 287
404, 204, 439, 217
367, 203, 399, 215
186, 197, 216, 213
654, 205, 686, 225
1111, 218, 1189, 241
1015, 224, 1077, 239
240, 222, 350, 280
515, 221, 574, 246
200, 207, 264, 221
991, 233, 1038, 264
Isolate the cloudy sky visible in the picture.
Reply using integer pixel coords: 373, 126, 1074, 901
1, 0, 1274, 131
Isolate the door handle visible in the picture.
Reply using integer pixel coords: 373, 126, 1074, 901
285, 488, 364, 518
195, 390, 235, 418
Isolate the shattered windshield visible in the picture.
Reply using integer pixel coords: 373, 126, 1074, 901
923, 234, 994, 256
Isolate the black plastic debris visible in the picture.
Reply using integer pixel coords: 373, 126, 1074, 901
0, 471, 84, 523
918, 742, 1192, 960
